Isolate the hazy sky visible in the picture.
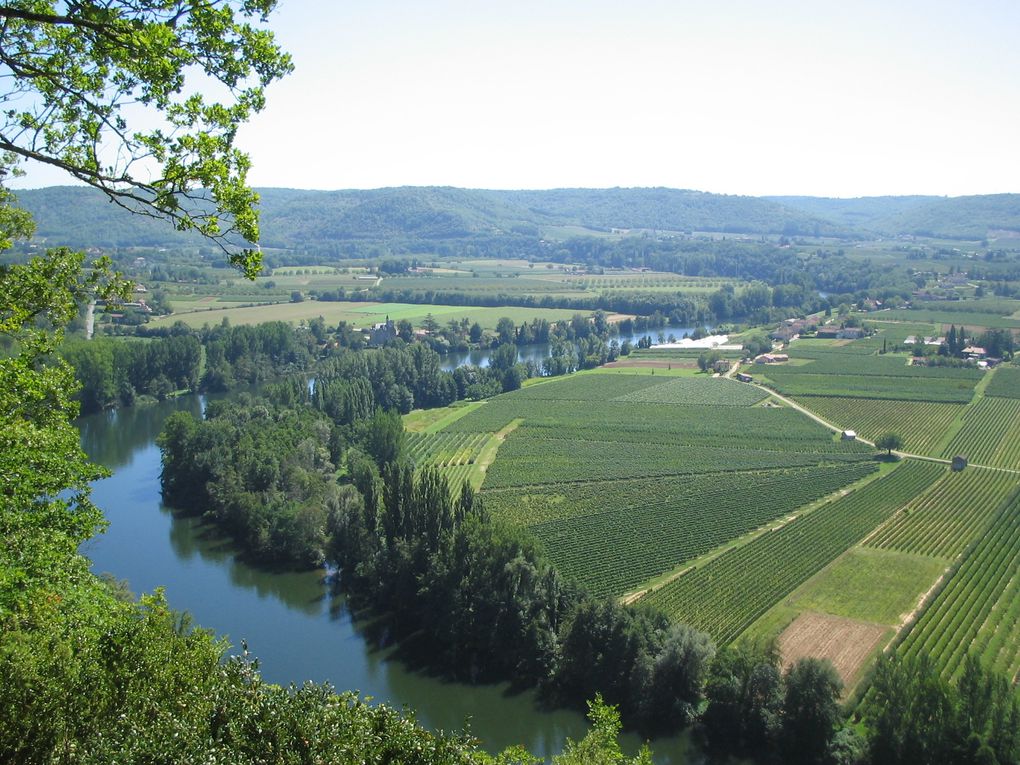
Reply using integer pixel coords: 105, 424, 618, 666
15, 0, 1020, 196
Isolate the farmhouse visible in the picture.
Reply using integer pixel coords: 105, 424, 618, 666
736, 372, 753, 383
754, 353, 789, 364
836, 327, 865, 340
841, 430, 857, 441
770, 319, 808, 342
815, 327, 839, 339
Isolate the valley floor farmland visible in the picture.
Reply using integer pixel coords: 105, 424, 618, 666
407, 372, 876, 599
400, 315, 1020, 703
743, 326, 1020, 697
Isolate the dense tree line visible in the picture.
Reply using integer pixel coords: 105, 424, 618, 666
309, 458, 719, 735
62, 321, 318, 413
349, 285, 713, 326
314, 343, 459, 416
866, 655, 1020, 764
62, 334, 202, 412
159, 396, 338, 566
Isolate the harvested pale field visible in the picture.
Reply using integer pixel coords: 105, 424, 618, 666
778, 612, 888, 688
602, 359, 697, 369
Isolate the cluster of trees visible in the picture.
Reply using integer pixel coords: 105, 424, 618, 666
327, 461, 721, 735
866, 655, 1020, 764
62, 335, 202, 412
61, 321, 319, 412
159, 395, 340, 566
314, 343, 460, 414
909, 325, 1015, 362
701, 641, 865, 764
196, 321, 319, 390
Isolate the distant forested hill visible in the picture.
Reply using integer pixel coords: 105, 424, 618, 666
872, 194, 1020, 239
770, 194, 1020, 239
497, 187, 839, 235
16, 185, 841, 249
765, 196, 937, 231
12, 185, 1020, 253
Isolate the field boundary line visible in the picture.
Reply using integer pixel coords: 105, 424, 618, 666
468, 418, 523, 490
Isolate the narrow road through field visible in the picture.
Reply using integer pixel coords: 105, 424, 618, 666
753, 381, 1020, 476
751, 383, 877, 447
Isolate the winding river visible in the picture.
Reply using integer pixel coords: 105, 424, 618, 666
78, 381, 701, 763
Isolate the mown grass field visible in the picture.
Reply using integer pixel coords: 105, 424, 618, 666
787, 547, 948, 626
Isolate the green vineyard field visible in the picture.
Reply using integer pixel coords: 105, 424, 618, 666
984, 366, 1020, 399
639, 461, 944, 644
485, 463, 878, 598
866, 468, 1020, 559
794, 397, 963, 455
482, 435, 872, 489
761, 362, 982, 402
611, 377, 770, 406
940, 397, 1020, 470
897, 489, 1020, 683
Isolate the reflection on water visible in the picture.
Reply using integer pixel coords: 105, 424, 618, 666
440, 326, 699, 370
77, 391, 699, 764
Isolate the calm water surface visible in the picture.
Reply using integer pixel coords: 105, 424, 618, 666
440, 325, 700, 370
79, 395, 700, 763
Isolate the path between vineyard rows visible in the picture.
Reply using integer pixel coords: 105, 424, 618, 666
756, 383, 1020, 476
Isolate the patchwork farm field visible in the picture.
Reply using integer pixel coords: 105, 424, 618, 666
403, 322, 1020, 699
784, 547, 947, 627
407, 371, 878, 598
640, 461, 944, 644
